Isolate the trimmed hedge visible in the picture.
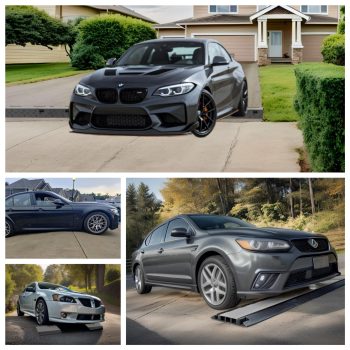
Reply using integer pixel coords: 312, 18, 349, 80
321, 34, 345, 66
71, 14, 156, 69
294, 63, 345, 172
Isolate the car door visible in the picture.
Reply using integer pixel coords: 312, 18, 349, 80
155, 218, 196, 287
208, 42, 235, 113
31, 193, 74, 230
6, 193, 36, 230
20, 283, 37, 313
141, 223, 168, 283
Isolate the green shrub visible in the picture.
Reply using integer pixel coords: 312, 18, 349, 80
294, 63, 345, 172
106, 268, 120, 283
261, 202, 286, 221
70, 42, 105, 70
321, 34, 345, 66
71, 14, 156, 69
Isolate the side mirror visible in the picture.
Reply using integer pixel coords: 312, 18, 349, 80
106, 57, 117, 67
171, 227, 191, 238
212, 55, 229, 66
53, 199, 65, 206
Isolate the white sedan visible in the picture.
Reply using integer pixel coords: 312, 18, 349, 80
17, 282, 105, 325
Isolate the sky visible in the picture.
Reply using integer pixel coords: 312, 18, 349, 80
127, 178, 167, 200
6, 178, 121, 196
128, 5, 193, 24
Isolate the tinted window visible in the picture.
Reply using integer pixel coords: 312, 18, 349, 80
34, 193, 58, 207
6, 197, 14, 208
118, 42, 205, 66
208, 43, 231, 64
189, 215, 255, 230
149, 224, 167, 245
12, 193, 32, 207
165, 218, 190, 242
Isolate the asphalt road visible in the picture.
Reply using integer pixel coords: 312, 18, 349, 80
6, 227, 120, 259
6, 118, 303, 172
126, 254, 345, 345
6, 304, 120, 345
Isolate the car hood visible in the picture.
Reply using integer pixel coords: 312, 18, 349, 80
207, 227, 326, 240
80, 65, 204, 87
44, 289, 102, 301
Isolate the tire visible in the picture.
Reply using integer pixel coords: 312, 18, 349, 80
84, 212, 110, 235
198, 255, 240, 310
17, 302, 24, 316
5, 219, 14, 238
235, 79, 248, 117
134, 265, 152, 294
35, 299, 49, 325
192, 90, 217, 138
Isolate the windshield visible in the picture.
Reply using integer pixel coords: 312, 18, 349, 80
188, 215, 255, 230
117, 41, 205, 66
38, 282, 73, 292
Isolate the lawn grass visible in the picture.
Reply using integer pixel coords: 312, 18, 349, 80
6, 62, 90, 84
259, 64, 299, 122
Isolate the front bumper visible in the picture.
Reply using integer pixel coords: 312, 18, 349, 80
69, 87, 201, 135
227, 249, 339, 299
47, 301, 105, 324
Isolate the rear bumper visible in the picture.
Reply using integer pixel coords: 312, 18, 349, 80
69, 89, 200, 135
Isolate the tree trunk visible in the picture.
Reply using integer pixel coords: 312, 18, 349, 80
289, 179, 295, 218
299, 180, 303, 216
308, 178, 315, 214
96, 265, 105, 292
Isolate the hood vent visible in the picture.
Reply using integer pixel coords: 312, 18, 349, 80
104, 69, 117, 76
146, 68, 174, 75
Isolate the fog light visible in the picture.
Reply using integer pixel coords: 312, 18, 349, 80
60, 312, 67, 318
252, 273, 279, 290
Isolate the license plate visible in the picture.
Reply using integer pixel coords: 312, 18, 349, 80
313, 255, 329, 269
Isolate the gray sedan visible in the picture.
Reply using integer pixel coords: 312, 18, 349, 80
132, 214, 339, 310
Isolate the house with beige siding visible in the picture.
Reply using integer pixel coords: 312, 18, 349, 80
6, 5, 156, 64
154, 5, 339, 65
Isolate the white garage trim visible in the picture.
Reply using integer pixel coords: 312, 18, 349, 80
301, 32, 336, 35
191, 32, 258, 61
160, 35, 185, 38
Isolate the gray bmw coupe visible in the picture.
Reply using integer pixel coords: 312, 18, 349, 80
70, 39, 248, 137
131, 214, 339, 310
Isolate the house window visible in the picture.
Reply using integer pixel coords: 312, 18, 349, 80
209, 5, 238, 14
257, 5, 269, 11
300, 5, 328, 14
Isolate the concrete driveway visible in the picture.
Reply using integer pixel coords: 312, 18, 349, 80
6, 227, 120, 259
126, 254, 345, 345
6, 118, 303, 172
6, 304, 120, 345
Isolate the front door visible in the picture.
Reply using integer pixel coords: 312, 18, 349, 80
268, 31, 282, 57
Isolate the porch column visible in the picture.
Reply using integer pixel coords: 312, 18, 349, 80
291, 18, 303, 64
257, 18, 268, 48
257, 18, 269, 66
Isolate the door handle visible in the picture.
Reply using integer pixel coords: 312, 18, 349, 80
157, 248, 164, 254
140, 250, 144, 254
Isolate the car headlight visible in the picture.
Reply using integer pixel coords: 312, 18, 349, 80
153, 83, 195, 97
74, 83, 92, 97
109, 208, 119, 215
236, 239, 291, 252
52, 294, 76, 303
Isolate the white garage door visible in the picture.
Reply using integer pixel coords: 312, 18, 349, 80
302, 34, 329, 62
193, 34, 256, 62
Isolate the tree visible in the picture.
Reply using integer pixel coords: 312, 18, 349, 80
338, 6, 345, 34
308, 178, 316, 215
96, 265, 105, 292
126, 183, 137, 214
43, 265, 65, 284
64, 264, 95, 291
6, 264, 43, 293
6, 268, 15, 311
6, 6, 73, 51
